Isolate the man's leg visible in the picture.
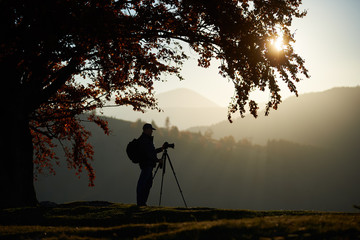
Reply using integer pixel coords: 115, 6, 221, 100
143, 170, 153, 204
137, 167, 153, 206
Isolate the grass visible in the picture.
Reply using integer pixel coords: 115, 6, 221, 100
0, 201, 359, 239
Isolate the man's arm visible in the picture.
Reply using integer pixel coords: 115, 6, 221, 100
155, 147, 164, 153
156, 142, 167, 153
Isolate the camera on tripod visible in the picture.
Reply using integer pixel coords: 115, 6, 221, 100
154, 141, 187, 208
163, 142, 175, 149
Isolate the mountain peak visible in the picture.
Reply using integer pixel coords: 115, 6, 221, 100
156, 88, 220, 108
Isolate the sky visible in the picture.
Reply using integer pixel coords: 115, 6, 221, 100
153, 0, 360, 107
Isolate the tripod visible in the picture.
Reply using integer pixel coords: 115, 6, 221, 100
153, 149, 188, 208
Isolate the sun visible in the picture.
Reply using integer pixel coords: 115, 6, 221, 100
271, 35, 284, 51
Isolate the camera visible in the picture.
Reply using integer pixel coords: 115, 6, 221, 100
163, 142, 175, 149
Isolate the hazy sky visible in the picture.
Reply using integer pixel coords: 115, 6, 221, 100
153, 0, 360, 107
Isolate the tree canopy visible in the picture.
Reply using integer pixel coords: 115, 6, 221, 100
1, 0, 308, 186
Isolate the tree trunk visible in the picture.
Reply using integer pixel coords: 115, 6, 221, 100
0, 103, 38, 208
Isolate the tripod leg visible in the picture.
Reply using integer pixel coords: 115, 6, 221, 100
166, 153, 188, 208
158, 151, 167, 206
152, 164, 160, 180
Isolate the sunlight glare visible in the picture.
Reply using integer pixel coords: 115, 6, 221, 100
272, 35, 284, 51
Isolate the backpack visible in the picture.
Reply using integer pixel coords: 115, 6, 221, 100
126, 138, 142, 163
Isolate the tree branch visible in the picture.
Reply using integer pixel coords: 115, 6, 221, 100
30, 57, 82, 111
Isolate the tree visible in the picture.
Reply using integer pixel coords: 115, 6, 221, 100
0, 0, 308, 207
165, 117, 171, 130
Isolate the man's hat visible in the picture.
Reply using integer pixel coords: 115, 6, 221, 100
143, 123, 156, 131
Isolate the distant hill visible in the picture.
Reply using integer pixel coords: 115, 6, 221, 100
189, 86, 360, 150
156, 88, 220, 108
98, 88, 228, 129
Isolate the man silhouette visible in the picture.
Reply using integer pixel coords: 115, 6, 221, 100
136, 123, 164, 206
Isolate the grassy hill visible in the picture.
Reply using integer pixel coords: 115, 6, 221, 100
1, 201, 359, 239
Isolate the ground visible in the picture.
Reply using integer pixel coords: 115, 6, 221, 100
0, 201, 359, 239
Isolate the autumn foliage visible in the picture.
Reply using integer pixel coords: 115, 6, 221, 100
30, 79, 111, 186
1, 0, 308, 189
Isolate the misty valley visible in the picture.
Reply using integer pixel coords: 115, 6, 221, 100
36, 87, 360, 212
